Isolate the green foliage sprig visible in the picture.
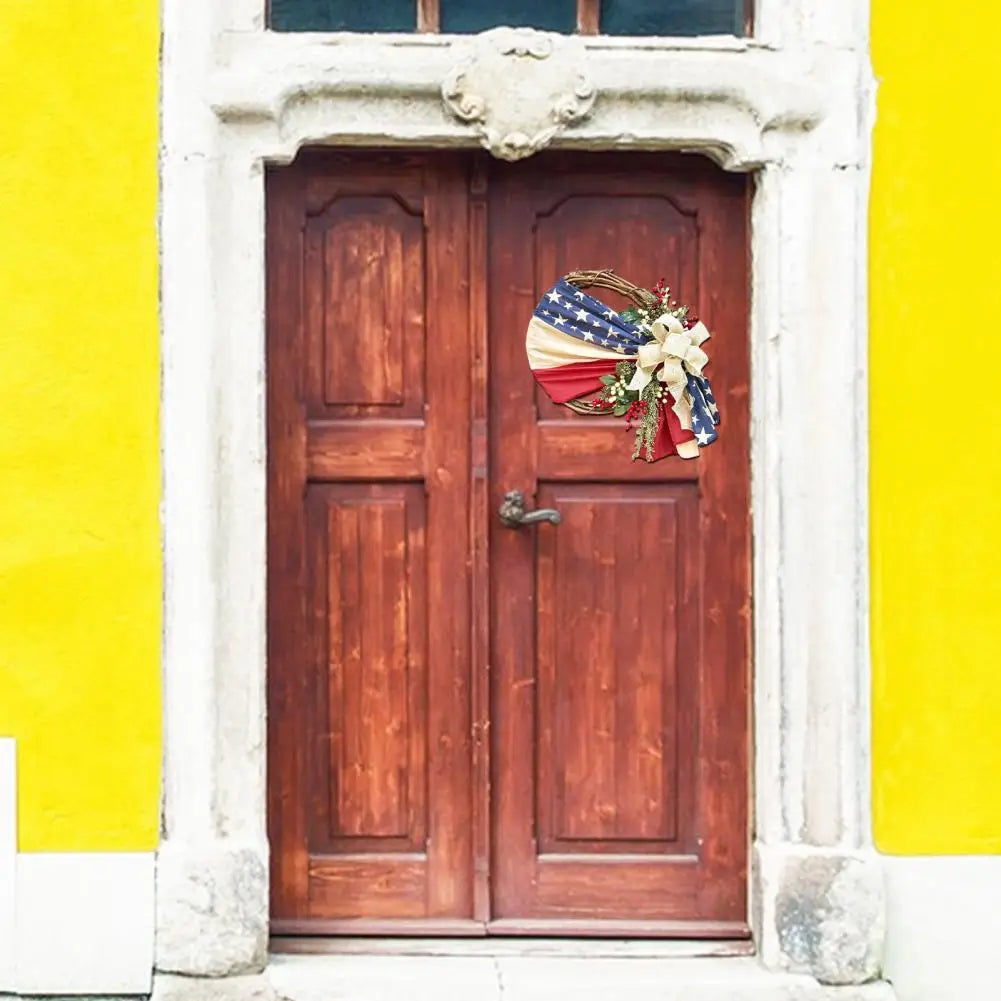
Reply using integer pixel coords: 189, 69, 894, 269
579, 281, 692, 461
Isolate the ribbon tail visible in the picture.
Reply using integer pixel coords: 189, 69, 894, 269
657, 359, 691, 430
662, 397, 699, 460
682, 345, 709, 380
671, 387, 695, 432
687, 321, 711, 347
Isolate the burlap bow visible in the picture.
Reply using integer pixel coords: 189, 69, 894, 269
627, 314, 711, 430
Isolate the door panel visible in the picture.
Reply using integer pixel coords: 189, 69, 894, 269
305, 484, 427, 856
535, 484, 698, 855
268, 153, 475, 930
312, 196, 426, 413
488, 155, 749, 932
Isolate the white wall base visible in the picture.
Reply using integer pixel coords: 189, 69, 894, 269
0, 739, 155, 996
0, 740, 15, 989
884, 855, 1001, 1001
15, 852, 155, 995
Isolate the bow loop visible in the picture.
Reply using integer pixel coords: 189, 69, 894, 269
628, 316, 709, 392
624, 313, 713, 434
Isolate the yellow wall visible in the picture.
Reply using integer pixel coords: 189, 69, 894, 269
0, 0, 997, 860
871, 3, 1001, 854
0, 1, 160, 852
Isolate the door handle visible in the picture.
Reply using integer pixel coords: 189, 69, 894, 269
498, 490, 562, 528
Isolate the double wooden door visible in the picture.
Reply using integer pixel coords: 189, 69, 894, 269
267, 150, 750, 937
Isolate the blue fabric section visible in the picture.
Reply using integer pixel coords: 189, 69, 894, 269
687, 372, 720, 445
533, 280, 644, 356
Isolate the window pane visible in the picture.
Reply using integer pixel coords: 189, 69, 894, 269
270, 0, 416, 32
601, 0, 745, 36
440, 0, 575, 34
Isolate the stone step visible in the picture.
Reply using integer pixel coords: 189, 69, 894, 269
154, 956, 897, 1001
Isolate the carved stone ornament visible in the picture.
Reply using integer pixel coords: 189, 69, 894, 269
441, 27, 596, 161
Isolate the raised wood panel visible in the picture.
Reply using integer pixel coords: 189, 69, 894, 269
304, 194, 426, 418
306, 485, 427, 853
536, 421, 700, 483
533, 858, 699, 918
536, 485, 699, 853
307, 421, 426, 481
307, 857, 427, 920
532, 194, 698, 421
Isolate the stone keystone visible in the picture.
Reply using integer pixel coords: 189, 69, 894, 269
442, 27, 597, 161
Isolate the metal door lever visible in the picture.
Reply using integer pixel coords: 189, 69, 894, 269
498, 490, 562, 528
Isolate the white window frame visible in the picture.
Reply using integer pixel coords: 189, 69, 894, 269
157, 0, 881, 986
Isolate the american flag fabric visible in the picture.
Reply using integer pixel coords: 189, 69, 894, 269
525, 278, 720, 461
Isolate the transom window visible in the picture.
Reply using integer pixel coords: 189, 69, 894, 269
268, 0, 750, 36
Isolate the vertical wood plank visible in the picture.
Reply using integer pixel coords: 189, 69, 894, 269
266, 162, 311, 919
488, 167, 542, 918
468, 156, 491, 923
690, 173, 751, 920
422, 156, 474, 918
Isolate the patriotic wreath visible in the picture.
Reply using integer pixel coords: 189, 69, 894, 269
525, 270, 720, 462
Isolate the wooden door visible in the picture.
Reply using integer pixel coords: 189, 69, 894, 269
267, 151, 750, 937
267, 153, 477, 933
488, 155, 750, 935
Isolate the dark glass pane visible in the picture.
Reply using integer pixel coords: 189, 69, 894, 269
440, 0, 575, 34
601, 0, 745, 36
270, 0, 415, 32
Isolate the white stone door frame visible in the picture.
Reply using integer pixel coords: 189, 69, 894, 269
157, 0, 881, 987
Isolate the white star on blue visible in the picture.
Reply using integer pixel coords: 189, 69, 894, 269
532, 279, 647, 355
687, 373, 720, 446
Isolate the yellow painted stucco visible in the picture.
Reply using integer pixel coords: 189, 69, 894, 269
0, 0, 996, 860
871, 2, 1001, 853
0, 1, 160, 851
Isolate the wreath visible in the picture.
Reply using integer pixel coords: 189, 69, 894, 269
525, 270, 720, 462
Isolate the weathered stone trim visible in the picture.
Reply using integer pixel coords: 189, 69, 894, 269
0, 743, 155, 999
208, 31, 832, 170
159, 0, 879, 985
755, 845, 885, 985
